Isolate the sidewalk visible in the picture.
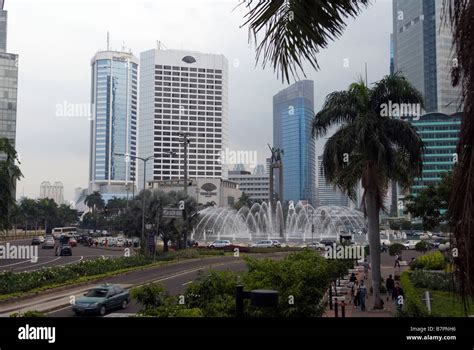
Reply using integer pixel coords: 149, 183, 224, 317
323, 254, 411, 318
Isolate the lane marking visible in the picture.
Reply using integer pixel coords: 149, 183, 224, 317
14, 257, 61, 271
182, 281, 193, 286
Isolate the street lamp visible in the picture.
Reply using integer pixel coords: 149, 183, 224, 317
115, 152, 155, 253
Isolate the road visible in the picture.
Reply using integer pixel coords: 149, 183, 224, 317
49, 258, 251, 317
0, 239, 126, 273
0, 252, 287, 318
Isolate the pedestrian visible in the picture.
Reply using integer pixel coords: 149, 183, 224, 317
394, 254, 401, 268
349, 273, 357, 283
358, 280, 367, 311
382, 242, 388, 253
386, 275, 395, 301
392, 281, 405, 311
353, 280, 359, 307
363, 259, 370, 279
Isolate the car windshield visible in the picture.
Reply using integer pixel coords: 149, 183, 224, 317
85, 288, 108, 298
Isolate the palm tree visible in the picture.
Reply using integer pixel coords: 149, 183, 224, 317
84, 191, 105, 214
444, 0, 474, 307
241, 1, 474, 306
312, 74, 424, 309
0, 138, 22, 233
241, 0, 370, 82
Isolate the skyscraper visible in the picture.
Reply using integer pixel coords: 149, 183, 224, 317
393, 0, 461, 114
317, 156, 349, 207
40, 181, 65, 205
138, 48, 228, 187
0, 2, 18, 157
409, 112, 461, 195
273, 80, 316, 205
89, 50, 138, 201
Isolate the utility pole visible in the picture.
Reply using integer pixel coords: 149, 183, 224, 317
178, 132, 191, 248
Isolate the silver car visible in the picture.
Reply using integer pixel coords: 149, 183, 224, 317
251, 240, 275, 248
208, 240, 231, 248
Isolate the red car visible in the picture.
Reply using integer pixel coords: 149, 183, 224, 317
68, 238, 77, 247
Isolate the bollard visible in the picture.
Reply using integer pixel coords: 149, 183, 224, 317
341, 301, 345, 318
334, 299, 339, 318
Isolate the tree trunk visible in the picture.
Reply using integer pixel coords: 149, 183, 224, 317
163, 238, 169, 253
365, 187, 383, 310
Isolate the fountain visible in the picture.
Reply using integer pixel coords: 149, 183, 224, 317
192, 202, 368, 244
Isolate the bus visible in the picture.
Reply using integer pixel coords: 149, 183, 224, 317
52, 227, 77, 239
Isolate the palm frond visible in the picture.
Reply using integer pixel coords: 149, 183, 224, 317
370, 72, 425, 115
312, 89, 364, 138
241, 0, 370, 82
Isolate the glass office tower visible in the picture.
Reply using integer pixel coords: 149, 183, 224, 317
273, 80, 316, 206
393, 0, 461, 114
89, 51, 138, 200
0, 4, 18, 160
409, 112, 461, 195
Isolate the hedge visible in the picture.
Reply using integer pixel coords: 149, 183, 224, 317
398, 271, 429, 317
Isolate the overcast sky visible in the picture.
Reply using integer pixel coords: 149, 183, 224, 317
8, 0, 393, 202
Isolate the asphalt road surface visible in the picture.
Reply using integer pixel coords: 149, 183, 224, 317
0, 239, 126, 273
46, 254, 284, 318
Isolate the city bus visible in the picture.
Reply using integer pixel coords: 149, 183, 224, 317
52, 227, 77, 239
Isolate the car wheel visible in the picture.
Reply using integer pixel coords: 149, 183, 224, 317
121, 300, 128, 309
99, 305, 106, 316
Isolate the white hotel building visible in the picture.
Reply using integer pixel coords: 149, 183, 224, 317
138, 48, 229, 188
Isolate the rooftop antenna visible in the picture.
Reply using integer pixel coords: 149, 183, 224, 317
107, 31, 110, 51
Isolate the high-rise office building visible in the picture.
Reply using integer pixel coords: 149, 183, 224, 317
89, 50, 138, 201
40, 181, 65, 205
317, 156, 349, 207
229, 170, 269, 202
273, 80, 316, 205
138, 48, 228, 188
0, 2, 18, 158
393, 0, 461, 114
409, 112, 461, 195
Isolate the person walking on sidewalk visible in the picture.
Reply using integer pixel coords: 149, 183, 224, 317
386, 275, 395, 301
392, 281, 405, 311
353, 280, 360, 307
394, 254, 401, 268
358, 280, 367, 311
362, 259, 370, 280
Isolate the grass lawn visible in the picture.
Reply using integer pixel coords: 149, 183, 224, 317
414, 287, 473, 317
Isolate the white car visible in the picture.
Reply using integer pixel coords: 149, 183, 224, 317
38, 236, 45, 243
402, 240, 418, 250
251, 240, 276, 248
207, 240, 231, 248
116, 238, 125, 247
305, 242, 325, 250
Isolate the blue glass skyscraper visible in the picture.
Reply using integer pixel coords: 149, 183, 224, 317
273, 80, 316, 205
89, 51, 138, 200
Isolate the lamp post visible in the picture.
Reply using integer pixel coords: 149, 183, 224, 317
178, 132, 191, 249
115, 153, 155, 253
311, 209, 314, 244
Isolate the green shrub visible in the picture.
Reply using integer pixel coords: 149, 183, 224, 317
414, 251, 446, 271
410, 270, 453, 292
184, 270, 237, 317
10, 310, 45, 317
398, 271, 429, 317
389, 243, 405, 256
415, 241, 430, 252
131, 283, 170, 310
0, 256, 153, 295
